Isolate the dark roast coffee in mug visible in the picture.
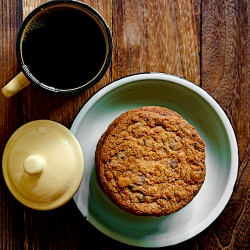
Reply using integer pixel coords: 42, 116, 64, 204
21, 6, 107, 90
2, 0, 112, 97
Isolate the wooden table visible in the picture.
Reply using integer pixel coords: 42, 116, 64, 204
0, 0, 249, 249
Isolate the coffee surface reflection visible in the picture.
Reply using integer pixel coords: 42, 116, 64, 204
22, 7, 107, 90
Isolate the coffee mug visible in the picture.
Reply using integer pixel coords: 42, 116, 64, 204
2, 0, 112, 97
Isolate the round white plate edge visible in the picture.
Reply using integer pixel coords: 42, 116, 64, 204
70, 73, 239, 247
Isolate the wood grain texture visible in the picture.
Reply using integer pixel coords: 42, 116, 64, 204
112, 0, 201, 84
0, 0, 249, 249
201, 0, 250, 249
0, 1, 24, 249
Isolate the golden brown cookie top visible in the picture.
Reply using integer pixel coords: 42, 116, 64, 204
95, 106, 206, 216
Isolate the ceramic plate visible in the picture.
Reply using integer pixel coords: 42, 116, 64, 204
70, 73, 238, 247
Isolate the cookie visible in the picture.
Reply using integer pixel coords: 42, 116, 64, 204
95, 106, 206, 216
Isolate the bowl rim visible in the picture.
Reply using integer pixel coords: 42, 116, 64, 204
71, 72, 239, 247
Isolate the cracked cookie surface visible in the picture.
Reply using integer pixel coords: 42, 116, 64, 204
95, 106, 206, 216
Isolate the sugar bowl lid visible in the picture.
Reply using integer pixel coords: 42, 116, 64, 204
2, 120, 84, 210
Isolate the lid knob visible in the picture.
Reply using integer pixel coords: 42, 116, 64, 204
23, 155, 44, 176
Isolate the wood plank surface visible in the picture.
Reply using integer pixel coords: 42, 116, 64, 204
0, 0, 249, 249
201, 1, 250, 249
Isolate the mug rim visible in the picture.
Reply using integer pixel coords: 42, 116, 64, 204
16, 0, 113, 94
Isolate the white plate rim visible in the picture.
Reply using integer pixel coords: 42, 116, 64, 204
70, 72, 238, 247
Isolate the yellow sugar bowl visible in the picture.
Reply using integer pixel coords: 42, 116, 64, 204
2, 120, 84, 210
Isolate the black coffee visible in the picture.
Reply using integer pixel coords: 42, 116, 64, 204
22, 6, 106, 90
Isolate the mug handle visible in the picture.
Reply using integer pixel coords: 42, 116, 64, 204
2, 72, 30, 98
